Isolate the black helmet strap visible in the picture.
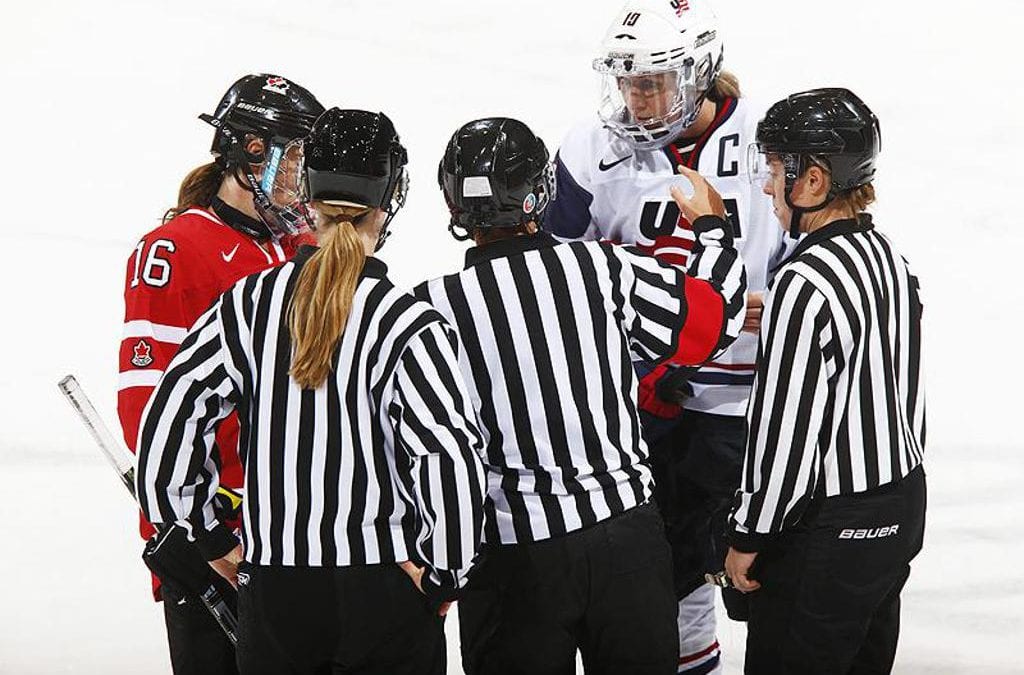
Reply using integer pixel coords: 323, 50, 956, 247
448, 220, 474, 242
782, 153, 836, 239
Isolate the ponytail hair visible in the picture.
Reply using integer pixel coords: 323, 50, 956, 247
163, 161, 226, 223
707, 70, 742, 102
288, 203, 372, 389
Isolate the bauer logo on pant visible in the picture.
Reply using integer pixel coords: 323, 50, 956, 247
131, 340, 153, 367
838, 524, 900, 540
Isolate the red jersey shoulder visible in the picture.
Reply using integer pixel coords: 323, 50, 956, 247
125, 209, 257, 293
126, 207, 304, 314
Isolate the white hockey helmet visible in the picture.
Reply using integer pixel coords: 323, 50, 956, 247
593, 0, 724, 150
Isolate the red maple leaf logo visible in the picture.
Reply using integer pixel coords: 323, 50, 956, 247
263, 76, 290, 94
131, 339, 154, 367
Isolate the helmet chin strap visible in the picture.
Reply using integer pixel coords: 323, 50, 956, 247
375, 212, 396, 252
782, 154, 835, 239
784, 190, 832, 239
448, 219, 474, 242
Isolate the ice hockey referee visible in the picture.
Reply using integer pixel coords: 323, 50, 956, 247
725, 89, 926, 674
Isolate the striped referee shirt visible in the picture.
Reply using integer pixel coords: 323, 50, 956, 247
136, 249, 487, 598
414, 215, 746, 545
730, 215, 925, 550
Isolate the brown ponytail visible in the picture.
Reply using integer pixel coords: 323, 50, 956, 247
707, 70, 742, 102
288, 204, 372, 389
163, 162, 226, 223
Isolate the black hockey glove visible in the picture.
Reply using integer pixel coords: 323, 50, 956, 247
143, 524, 217, 600
654, 364, 696, 405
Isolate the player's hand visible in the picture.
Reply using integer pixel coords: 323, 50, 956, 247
743, 292, 765, 334
399, 561, 452, 616
671, 164, 727, 220
209, 544, 244, 588
725, 547, 761, 593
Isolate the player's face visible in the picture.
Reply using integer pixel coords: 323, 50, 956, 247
618, 72, 678, 122
763, 155, 793, 228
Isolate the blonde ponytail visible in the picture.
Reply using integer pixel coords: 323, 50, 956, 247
288, 204, 371, 389
708, 70, 742, 102
163, 162, 225, 223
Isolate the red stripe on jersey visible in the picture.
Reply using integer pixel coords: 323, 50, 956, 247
680, 640, 720, 665
690, 98, 737, 166
672, 278, 725, 365
636, 237, 694, 268
665, 97, 738, 172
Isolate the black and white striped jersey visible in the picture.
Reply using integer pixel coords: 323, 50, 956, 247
730, 215, 925, 550
136, 250, 487, 598
415, 215, 746, 545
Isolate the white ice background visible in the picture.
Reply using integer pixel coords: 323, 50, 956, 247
0, 0, 1021, 672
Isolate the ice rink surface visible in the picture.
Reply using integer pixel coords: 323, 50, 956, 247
1, 0, 1021, 672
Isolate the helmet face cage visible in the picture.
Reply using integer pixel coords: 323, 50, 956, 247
592, 2, 724, 152
596, 60, 699, 151
215, 123, 314, 238
532, 160, 556, 226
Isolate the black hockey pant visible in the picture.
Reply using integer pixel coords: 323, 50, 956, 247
235, 562, 445, 675
744, 465, 927, 674
645, 409, 749, 616
458, 502, 679, 675
162, 576, 238, 675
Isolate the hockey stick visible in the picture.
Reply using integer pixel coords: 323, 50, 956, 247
57, 374, 239, 646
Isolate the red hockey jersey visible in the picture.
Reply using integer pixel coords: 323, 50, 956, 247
118, 205, 310, 595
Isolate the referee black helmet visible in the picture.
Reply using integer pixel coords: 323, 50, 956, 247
754, 88, 881, 235
303, 108, 409, 249
439, 117, 555, 240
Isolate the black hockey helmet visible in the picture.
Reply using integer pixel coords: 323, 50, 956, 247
303, 108, 409, 251
198, 74, 325, 239
753, 88, 881, 235
438, 117, 555, 240
201, 74, 325, 162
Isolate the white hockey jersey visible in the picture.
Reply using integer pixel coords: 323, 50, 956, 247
550, 96, 793, 416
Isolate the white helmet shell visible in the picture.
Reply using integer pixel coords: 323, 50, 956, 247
594, 0, 724, 150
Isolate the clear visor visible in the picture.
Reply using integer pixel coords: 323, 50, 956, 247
747, 143, 774, 188
260, 139, 306, 209
596, 66, 699, 150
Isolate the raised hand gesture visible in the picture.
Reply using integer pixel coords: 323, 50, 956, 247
670, 164, 727, 221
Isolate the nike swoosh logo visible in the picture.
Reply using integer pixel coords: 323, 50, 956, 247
221, 244, 240, 262
598, 155, 631, 171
